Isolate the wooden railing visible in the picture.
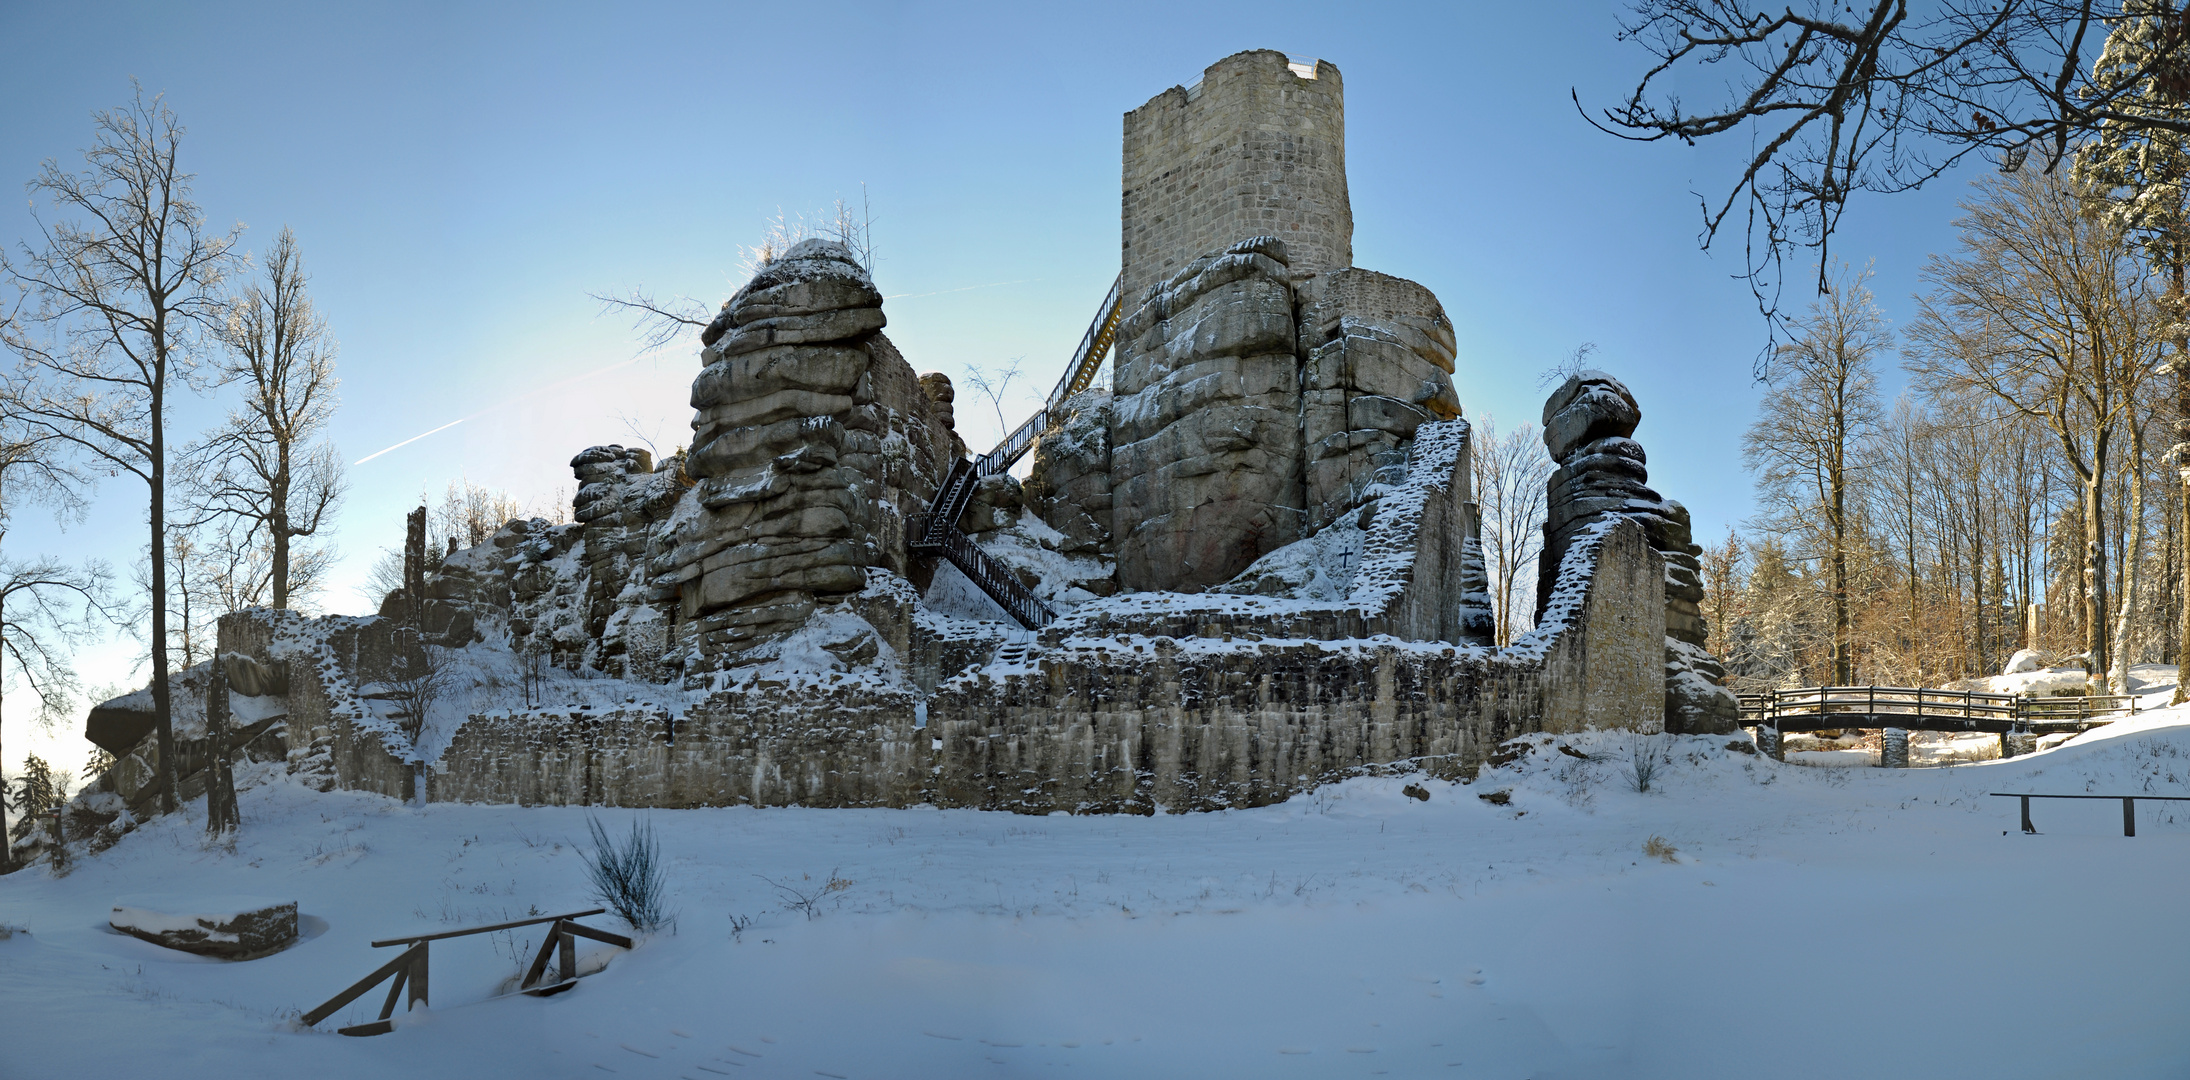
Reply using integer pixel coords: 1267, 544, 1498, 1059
301, 908, 632, 1036
1992, 792, 2190, 837
1747, 685, 2140, 735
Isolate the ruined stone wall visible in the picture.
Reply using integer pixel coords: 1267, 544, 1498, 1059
427, 683, 926, 808
1121, 50, 1350, 304
409, 520, 1663, 813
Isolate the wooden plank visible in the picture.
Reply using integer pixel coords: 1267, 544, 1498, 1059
520, 921, 565, 990
302, 945, 419, 1027
560, 922, 635, 949
337, 1019, 396, 1037
372, 908, 605, 947
559, 930, 576, 983
377, 967, 408, 1021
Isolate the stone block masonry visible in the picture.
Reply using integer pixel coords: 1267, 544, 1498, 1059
1122, 50, 1351, 304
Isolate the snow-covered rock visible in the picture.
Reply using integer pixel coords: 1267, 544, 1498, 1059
2003, 648, 2047, 675
109, 895, 297, 959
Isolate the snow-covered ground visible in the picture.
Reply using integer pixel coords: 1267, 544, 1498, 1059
6, 715, 2190, 1078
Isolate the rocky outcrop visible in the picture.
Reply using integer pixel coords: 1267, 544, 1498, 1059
656, 239, 957, 671
1110, 236, 1307, 591
569, 445, 685, 679
1024, 390, 1113, 557
1533, 372, 1736, 733
1295, 269, 1462, 531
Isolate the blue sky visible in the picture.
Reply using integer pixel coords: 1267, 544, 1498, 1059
0, 1, 1985, 763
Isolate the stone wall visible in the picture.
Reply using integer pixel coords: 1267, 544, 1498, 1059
411, 519, 1663, 812
1121, 50, 1350, 304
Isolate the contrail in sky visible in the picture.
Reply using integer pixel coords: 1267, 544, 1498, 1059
355, 343, 678, 466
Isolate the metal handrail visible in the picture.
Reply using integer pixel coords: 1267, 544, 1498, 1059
976, 271, 1124, 478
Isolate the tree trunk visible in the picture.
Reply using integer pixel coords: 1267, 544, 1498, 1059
0, 593, 10, 873
148, 374, 176, 814
271, 441, 290, 610
2114, 417, 2149, 695
1830, 412, 1851, 684
2175, 253, 2190, 702
2086, 474, 2112, 687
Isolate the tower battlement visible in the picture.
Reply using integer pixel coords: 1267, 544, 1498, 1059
1120, 50, 1351, 303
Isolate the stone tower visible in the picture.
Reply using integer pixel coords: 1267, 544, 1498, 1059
1120, 50, 1351, 304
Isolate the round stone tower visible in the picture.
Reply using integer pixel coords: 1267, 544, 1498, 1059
1119, 50, 1351, 304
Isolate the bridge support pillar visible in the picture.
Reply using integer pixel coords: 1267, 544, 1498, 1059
1880, 727, 1909, 768
1754, 725, 1782, 761
2001, 728, 2036, 759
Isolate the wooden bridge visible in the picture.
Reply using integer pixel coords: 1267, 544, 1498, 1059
1740, 686, 2138, 736
1738, 686, 2137, 762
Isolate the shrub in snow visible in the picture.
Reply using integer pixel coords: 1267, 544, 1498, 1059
1623, 733, 1669, 794
583, 816, 670, 933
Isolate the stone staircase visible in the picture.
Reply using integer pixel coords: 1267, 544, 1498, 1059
912, 273, 1124, 629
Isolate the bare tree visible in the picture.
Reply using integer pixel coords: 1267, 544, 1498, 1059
0, 554, 105, 871
1597, 1, 2190, 348
1471, 415, 1555, 645
193, 226, 344, 610
593, 192, 876, 355
589, 288, 711, 353
432, 479, 523, 552
1698, 529, 1747, 654
0, 88, 240, 813
1908, 167, 2164, 685
1744, 263, 1889, 683
961, 357, 1027, 446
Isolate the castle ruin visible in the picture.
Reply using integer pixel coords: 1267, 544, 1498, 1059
78, 51, 1738, 827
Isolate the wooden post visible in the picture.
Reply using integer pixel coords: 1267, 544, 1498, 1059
2124, 797, 2137, 838
2021, 795, 2035, 834
559, 927, 576, 983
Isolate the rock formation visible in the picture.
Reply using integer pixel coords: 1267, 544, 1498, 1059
1534, 371, 1737, 733
661, 239, 957, 672
1110, 236, 1307, 590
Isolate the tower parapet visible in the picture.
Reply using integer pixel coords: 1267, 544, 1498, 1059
1120, 50, 1351, 304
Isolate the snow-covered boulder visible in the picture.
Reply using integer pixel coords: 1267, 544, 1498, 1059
110, 896, 297, 960
2003, 649, 2047, 675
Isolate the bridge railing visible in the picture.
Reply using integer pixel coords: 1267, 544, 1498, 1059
1768, 685, 2019, 724
1750, 684, 2140, 738
2016, 693, 2138, 724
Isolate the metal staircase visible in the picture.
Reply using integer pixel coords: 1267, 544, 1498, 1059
911, 272, 1125, 628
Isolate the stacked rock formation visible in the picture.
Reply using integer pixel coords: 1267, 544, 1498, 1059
1534, 372, 1736, 733
656, 238, 956, 669
569, 444, 685, 678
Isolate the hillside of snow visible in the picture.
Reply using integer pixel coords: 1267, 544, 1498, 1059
5, 714, 2189, 1078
